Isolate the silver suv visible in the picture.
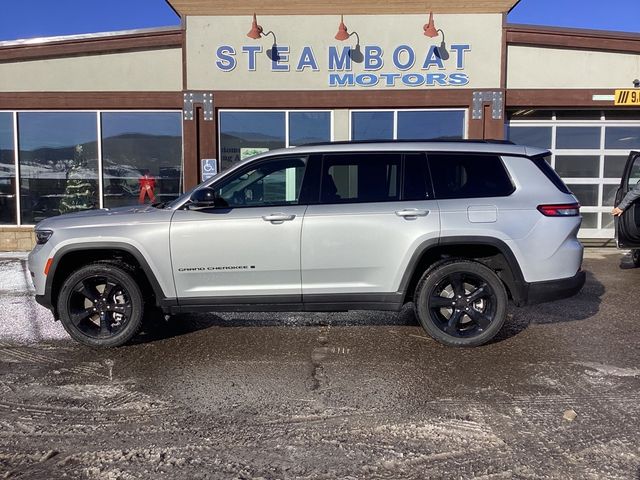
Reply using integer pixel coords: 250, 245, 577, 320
29, 140, 585, 348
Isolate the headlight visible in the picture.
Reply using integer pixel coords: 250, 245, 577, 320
35, 230, 53, 245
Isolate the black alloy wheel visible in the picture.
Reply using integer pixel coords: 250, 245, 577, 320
414, 260, 507, 347
57, 263, 144, 347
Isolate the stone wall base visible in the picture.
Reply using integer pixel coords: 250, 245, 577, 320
0, 227, 36, 251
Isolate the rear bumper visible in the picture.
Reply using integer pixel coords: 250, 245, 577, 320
524, 270, 586, 306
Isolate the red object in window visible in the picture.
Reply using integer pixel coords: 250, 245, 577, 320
138, 173, 156, 204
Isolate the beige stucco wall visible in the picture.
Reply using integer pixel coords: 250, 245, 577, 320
507, 45, 640, 89
186, 14, 503, 90
0, 48, 183, 92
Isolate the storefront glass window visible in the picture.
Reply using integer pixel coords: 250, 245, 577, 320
602, 184, 619, 207
351, 112, 393, 140
605, 127, 640, 150
554, 155, 600, 178
567, 184, 598, 206
556, 127, 601, 149
289, 112, 331, 146
101, 112, 183, 208
580, 212, 598, 228
351, 110, 466, 141
397, 111, 465, 140
0, 113, 16, 225
507, 126, 552, 149
604, 155, 628, 178
601, 213, 614, 230
18, 112, 98, 224
219, 112, 286, 171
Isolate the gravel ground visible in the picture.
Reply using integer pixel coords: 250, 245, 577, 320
0, 249, 639, 479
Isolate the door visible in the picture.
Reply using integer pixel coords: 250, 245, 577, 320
616, 151, 640, 248
301, 152, 440, 300
170, 155, 308, 301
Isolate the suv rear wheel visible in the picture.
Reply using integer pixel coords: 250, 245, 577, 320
57, 262, 144, 348
414, 259, 507, 347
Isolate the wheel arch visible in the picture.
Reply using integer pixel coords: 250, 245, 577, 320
400, 237, 527, 306
45, 242, 168, 318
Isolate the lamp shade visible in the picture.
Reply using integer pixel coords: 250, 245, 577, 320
335, 15, 350, 41
423, 12, 438, 38
247, 13, 263, 39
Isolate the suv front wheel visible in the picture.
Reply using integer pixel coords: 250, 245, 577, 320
414, 259, 507, 347
57, 262, 144, 348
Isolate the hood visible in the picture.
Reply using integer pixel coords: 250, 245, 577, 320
35, 205, 169, 230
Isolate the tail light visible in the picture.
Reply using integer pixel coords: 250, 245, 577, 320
537, 203, 580, 217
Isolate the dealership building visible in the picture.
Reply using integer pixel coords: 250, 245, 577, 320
0, 0, 639, 249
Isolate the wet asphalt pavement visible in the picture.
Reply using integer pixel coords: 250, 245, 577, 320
0, 249, 639, 479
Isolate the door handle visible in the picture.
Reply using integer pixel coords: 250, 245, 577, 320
262, 213, 296, 223
395, 209, 429, 218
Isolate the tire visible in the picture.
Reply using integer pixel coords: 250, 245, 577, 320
414, 259, 507, 347
632, 250, 640, 268
56, 262, 144, 348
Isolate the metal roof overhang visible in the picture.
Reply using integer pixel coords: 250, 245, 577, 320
165, 0, 521, 16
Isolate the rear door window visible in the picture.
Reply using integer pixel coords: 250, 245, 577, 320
428, 153, 514, 199
320, 153, 401, 204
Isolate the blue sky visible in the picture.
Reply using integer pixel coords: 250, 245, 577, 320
0, 0, 637, 41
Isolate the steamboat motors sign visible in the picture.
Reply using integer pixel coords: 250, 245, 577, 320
215, 44, 472, 88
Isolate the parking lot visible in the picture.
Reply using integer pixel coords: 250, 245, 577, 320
0, 249, 639, 479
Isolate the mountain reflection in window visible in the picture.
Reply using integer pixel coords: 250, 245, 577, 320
102, 112, 183, 209
220, 112, 286, 172
0, 113, 16, 225
18, 112, 98, 224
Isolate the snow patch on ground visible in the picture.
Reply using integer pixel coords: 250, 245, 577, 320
579, 362, 640, 378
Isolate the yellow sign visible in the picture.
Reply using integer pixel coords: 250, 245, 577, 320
615, 89, 640, 106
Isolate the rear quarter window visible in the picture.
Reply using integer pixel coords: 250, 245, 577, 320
428, 153, 515, 199
530, 154, 572, 194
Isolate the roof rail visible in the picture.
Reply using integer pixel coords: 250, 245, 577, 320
299, 139, 515, 147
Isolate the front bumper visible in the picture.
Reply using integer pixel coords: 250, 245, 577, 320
35, 294, 55, 315
525, 270, 586, 306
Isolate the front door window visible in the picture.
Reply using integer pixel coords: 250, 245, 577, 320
215, 157, 307, 208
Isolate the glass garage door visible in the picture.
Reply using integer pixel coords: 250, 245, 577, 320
508, 111, 640, 239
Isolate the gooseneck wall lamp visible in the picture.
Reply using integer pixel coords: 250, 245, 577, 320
423, 12, 449, 60
334, 15, 364, 63
247, 13, 281, 61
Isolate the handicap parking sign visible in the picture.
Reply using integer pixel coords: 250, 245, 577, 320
201, 159, 218, 181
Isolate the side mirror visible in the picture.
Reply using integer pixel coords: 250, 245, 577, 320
189, 187, 225, 209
